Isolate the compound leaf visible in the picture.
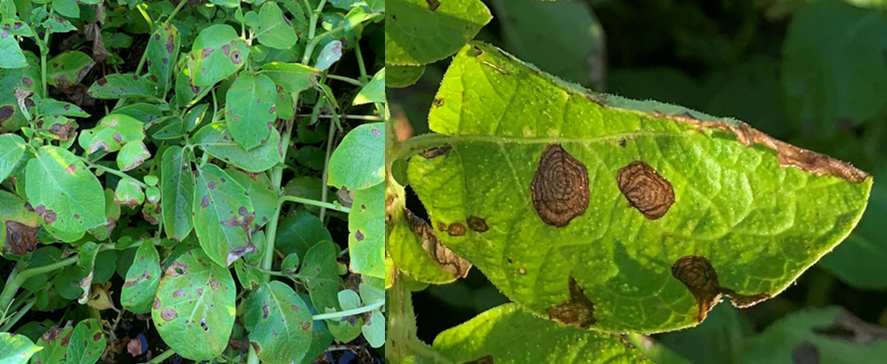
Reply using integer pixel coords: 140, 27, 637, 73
152, 248, 236, 361
192, 163, 256, 268
406, 42, 872, 333
26, 146, 105, 233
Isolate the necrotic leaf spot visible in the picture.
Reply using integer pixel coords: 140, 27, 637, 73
616, 161, 675, 220
531, 144, 589, 227
160, 307, 177, 321
446, 223, 465, 237
671, 255, 721, 322
546, 277, 595, 328
466, 216, 488, 232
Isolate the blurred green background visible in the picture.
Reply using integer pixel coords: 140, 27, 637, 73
390, 0, 887, 362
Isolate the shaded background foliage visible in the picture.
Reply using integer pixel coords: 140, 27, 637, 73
391, 0, 887, 361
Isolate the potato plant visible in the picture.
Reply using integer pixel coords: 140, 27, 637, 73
0, 0, 385, 363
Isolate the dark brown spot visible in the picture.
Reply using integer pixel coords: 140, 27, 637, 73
405, 209, 472, 278
209, 278, 220, 291
792, 341, 819, 364
447, 223, 465, 237
196, 288, 203, 296
201, 47, 214, 59
221, 44, 230, 55
22, 77, 33, 87
64, 164, 76, 174
269, 107, 275, 114
162, 57, 169, 64
436, 221, 446, 232
0, 105, 14, 122
93, 332, 101, 341
354, 230, 364, 241
154, 33, 160, 41
426, 0, 440, 11
146, 60, 152, 67
4, 221, 39, 256
547, 277, 595, 328
34, 205, 56, 225
166, 261, 187, 277
97, 77, 108, 86
153, 297, 161, 310
201, 195, 209, 208
148, 75, 159, 83
250, 341, 260, 353
531, 144, 589, 227
464, 356, 494, 364
262, 304, 269, 319
160, 307, 177, 321
301, 322, 310, 331
238, 206, 248, 216
48, 121, 76, 141
113, 133, 122, 143
466, 216, 488, 232
166, 35, 175, 53
208, 181, 215, 189
431, 98, 444, 107
231, 50, 242, 65
291, 305, 299, 312
173, 289, 184, 298
191, 85, 200, 93
617, 161, 674, 220
372, 128, 382, 137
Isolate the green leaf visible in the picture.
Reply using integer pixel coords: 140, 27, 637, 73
226, 169, 277, 231
26, 146, 105, 233
0, 190, 40, 256
121, 241, 162, 313
161, 146, 194, 241
0, 332, 41, 364
244, 281, 314, 364
0, 19, 33, 37
78, 114, 146, 154
191, 123, 282, 172
406, 43, 872, 333
300, 241, 361, 341
433, 303, 647, 363
742, 306, 887, 362
31, 322, 73, 364
0, 50, 40, 132
338, 289, 361, 310
152, 248, 236, 361
256, 1, 297, 50
348, 183, 384, 278
353, 68, 384, 105
298, 292, 335, 364
328, 122, 384, 190
385, 64, 425, 88
0, 134, 26, 182
183, 103, 209, 133
113, 103, 166, 126
361, 308, 384, 348
783, 0, 887, 137
46, 51, 94, 89
188, 24, 249, 87
210, 0, 239, 7
386, 0, 491, 65
36, 98, 89, 118
388, 206, 462, 284
234, 260, 262, 290
88, 73, 159, 99
314, 41, 342, 71
145, 23, 180, 97
295, 145, 324, 170
261, 62, 319, 93
52, 0, 79, 18
193, 163, 256, 268
274, 86, 295, 120
490, 0, 602, 87
116, 140, 151, 172
656, 304, 749, 364
114, 178, 144, 208
175, 67, 210, 109
0, 30, 27, 68
226, 72, 277, 150
275, 213, 332, 261
42, 16, 76, 34
75, 242, 100, 304
66, 318, 105, 364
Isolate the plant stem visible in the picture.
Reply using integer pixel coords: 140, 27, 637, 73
280, 195, 350, 213
318, 120, 336, 221
312, 300, 383, 321
40, 8, 54, 99
0, 300, 35, 332
354, 42, 368, 80
166, 0, 189, 25
81, 158, 147, 188
326, 74, 363, 87
147, 348, 176, 364
261, 120, 294, 280
0, 256, 78, 323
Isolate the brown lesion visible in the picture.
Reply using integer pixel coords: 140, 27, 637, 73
419, 145, 451, 159
404, 208, 472, 278
466, 216, 488, 232
616, 161, 675, 220
654, 112, 870, 183
671, 255, 770, 322
4, 220, 39, 256
463, 355, 493, 364
531, 144, 590, 227
547, 277, 596, 328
